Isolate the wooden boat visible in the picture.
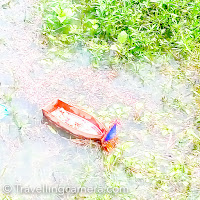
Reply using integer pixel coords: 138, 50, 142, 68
42, 99, 118, 151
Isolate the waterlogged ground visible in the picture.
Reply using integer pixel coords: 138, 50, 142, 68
0, 1, 199, 200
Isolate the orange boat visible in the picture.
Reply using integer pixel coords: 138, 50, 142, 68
42, 99, 118, 151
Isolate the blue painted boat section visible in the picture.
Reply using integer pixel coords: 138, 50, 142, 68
104, 124, 117, 141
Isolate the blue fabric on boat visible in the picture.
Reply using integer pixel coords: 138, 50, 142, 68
104, 124, 117, 141
0, 104, 9, 119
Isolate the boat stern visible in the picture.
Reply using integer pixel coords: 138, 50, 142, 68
101, 123, 118, 152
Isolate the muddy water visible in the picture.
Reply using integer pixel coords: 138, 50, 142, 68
0, 0, 197, 200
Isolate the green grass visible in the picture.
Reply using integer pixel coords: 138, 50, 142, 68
41, 0, 200, 65
0, 194, 12, 200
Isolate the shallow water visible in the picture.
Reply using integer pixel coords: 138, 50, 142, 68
0, 0, 198, 199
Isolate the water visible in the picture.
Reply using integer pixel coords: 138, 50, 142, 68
0, 0, 197, 199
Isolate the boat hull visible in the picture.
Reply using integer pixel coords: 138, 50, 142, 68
42, 99, 107, 140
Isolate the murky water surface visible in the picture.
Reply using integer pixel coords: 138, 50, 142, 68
0, 0, 197, 199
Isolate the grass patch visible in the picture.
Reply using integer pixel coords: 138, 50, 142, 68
41, 0, 200, 65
